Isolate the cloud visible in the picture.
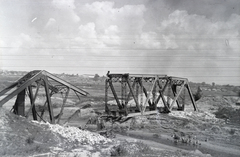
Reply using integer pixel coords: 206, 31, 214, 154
162, 34, 178, 49
161, 0, 240, 21
78, 22, 96, 38
7, 33, 34, 49
52, 0, 76, 9
137, 32, 161, 49
52, 0, 80, 23
104, 25, 119, 35
160, 10, 240, 51
102, 25, 120, 46
83, 1, 146, 34
71, 22, 105, 49
85, 1, 115, 14
74, 2, 148, 49
155, 10, 240, 83
73, 24, 121, 50
32, 1, 148, 50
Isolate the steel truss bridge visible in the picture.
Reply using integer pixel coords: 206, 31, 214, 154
0, 70, 88, 124
105, 72, 198, 117
0, 70, 199, 125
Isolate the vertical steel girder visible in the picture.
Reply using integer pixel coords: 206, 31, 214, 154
13, 89, 26, 116
26, 83, 40, 119
28, 86, 38, 120
108, 79, 122, 109
152, 81, 157, 110
105, 72, 198, 115
40, 90, 54, 119
121, 77, 127, 106
169, 82, 185, 110
171, 85, 180, 109
142, 76, 158, 113
155, 79, 167, 106
43, 75, 55, 124
126, 80, 140, 111
125, 80, 136, 105
186, 83, 198, 111
138, 80, 152, 107
105, 79, 109, 113
56, 87, 70, 124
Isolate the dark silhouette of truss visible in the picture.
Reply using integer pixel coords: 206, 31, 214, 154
105, 72, 198, 117
0, 70, 88, 124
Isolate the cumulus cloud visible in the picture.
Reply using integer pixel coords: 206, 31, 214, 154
73, 1, 149, 49
155, 10, 240, 82
160, 10, 240, 49
71, 22, 105, 49
104, 25, 119, 35
136, 32, 161, 49
79, 23, 96, 38
153, 9, 240, 64
52, 0, 80, 23
83, 1, 146, 35
102, 25, 121, 46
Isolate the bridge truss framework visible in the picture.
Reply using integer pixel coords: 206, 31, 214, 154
105, 72, 198, 117
0, 70, 88, 124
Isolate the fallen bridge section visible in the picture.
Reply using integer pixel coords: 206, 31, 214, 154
0, 70, 88, 124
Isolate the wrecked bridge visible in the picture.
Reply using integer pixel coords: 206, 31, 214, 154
0, 70, 88, 124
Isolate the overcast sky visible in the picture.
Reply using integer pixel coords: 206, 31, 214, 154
0, 0, 240, 85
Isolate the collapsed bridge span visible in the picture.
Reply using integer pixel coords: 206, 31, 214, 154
0, 70, 88, 124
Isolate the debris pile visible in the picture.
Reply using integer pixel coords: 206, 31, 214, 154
35, 121, 112, 145
169, 111, 222, 123
0, 108, 113, 156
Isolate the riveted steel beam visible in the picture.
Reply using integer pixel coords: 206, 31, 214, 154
0, 71, 43, 107
57, 87, 70, 124
126, 79, 140, 111
43, 75, 55, 124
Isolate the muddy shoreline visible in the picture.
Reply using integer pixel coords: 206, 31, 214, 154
116, 130, 240, 157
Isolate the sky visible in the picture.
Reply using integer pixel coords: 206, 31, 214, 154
0, 0, 240, 85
